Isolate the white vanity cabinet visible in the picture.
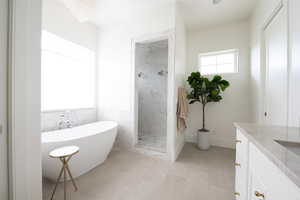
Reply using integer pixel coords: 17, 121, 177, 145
235, 129, 300, 200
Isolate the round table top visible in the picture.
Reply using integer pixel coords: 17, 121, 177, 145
49, 146, 79, 158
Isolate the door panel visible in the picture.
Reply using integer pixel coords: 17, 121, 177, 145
0, 0, 8, 199
264, 6, 288, 126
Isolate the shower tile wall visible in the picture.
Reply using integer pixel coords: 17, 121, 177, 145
136, 41, 168, 151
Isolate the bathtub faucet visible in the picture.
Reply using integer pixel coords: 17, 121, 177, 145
66, 120, 73, 128
58, 113, 73, 129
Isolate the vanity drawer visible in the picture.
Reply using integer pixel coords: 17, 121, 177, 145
249, 143, 300, 200
248, 170, 267, 200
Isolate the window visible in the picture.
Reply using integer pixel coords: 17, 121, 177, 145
199, 49, 239, 75
41, 31, 96, 111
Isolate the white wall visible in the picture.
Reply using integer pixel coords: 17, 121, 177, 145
96, 5, 175, 152
250, 0, 282, 123
185, 21, 251, 149
174, 5, 187, 159
42, 0, 98, 131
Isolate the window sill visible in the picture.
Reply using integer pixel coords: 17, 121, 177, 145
41, 107, 96, 114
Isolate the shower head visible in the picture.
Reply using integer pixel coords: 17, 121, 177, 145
158, 70, 168, 76
138, 72, 144, 78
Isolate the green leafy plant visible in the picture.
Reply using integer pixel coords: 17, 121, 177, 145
187, 72, 230, 132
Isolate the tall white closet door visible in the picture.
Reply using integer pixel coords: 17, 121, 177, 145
0, 0, 8, 199
289, 0, 300, 127
264, 6, 288, 126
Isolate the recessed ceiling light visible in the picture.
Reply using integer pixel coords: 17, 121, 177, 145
213, 0, 222, 4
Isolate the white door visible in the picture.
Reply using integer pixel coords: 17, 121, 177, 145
0, 0, 8, 199
264, 6, 288, 126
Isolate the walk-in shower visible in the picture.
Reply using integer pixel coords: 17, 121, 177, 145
135, 40, 168, 153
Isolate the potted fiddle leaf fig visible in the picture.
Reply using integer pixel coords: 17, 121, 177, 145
187, 72, 230, 150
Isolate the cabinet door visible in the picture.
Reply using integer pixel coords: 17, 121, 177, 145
264, 4, 288, 126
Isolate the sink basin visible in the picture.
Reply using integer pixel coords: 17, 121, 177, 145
275, 140, 300, 157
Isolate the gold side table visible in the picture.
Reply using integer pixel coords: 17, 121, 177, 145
49, 146, 79, 200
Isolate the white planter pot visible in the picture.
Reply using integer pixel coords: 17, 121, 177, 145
197, 130, 210, 150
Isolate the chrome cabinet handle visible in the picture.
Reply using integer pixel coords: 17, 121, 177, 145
236, 140, 242, 143
255, 191, 265, 199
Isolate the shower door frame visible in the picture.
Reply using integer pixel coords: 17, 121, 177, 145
131, 30, 176, 160
0, 0, 8, 199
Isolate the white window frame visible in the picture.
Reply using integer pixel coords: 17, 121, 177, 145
198, 49, 239, 75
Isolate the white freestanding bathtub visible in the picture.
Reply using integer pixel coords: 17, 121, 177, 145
42, 121, 118, 181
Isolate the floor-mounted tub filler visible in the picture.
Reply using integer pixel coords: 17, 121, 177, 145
42, 121, 118, 181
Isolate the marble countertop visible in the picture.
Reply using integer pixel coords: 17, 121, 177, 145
234, 123, 300, 188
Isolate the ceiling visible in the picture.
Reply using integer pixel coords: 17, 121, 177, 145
177, 0, 258, 30
59, 0, 96, 22
91, 0, 174, 27
58, 0, 258, 30
59, 0, 174, 27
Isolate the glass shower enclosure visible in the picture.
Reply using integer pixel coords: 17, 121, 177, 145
135, 39, 168, 153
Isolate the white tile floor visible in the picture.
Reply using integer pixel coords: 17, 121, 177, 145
43, 143, 235, 200
137, 134, 166, 153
